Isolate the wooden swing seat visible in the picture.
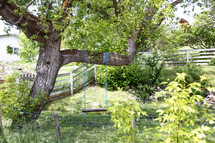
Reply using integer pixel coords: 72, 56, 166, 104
81, 108, 107, 112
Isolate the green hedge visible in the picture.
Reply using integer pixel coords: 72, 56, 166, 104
95, 64, 149, 90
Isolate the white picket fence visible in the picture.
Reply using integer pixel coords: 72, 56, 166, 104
18, 64, 96, 100
137, 48, 215, 66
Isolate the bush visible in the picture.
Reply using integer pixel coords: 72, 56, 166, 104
136, 84, 154, 102
95, 64, 149, 90
156, 73, 215, 143
174, 63, 203, 84
145, 51, 165, 86
108, 100, 147, 142
0, 74, 47, 124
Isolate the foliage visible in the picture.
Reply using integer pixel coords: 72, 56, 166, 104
136, 84, 154, 102
0, 74, 47, 123
18, 33, 40, 62
165, 7, 215, 50
6, 45, 13, 55
209, 58, 215, 66
145, 51, 165, 86
135, 51, 165, 101
108, 100, 147, 143
174, 64, 211, 98
174, 63, 203, 84
156, 73, 215, 143
95, 64, 148, 90
96, 51, 164, 92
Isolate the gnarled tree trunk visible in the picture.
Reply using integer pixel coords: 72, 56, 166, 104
26, 32, 63, 121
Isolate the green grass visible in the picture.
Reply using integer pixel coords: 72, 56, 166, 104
45, 85, 137, 114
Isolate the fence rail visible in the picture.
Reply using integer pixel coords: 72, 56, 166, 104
16, 64, 96, 100
137, 48, 215, 66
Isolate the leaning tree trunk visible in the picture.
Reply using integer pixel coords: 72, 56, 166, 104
25, 32, 63, 121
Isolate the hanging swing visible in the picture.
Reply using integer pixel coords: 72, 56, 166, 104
81, 51, 108, 116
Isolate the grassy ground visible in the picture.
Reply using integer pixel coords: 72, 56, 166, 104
1, 85, 214, 143
1, 63, 215, 142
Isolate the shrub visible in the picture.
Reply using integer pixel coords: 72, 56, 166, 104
95, 64, 148, 90
145, 51, 165, 86
156, 73, 215, 143
136, 84, 154, 102
0, 74, 47, 124
108, 100, 147, 143
174, 63, 203, 84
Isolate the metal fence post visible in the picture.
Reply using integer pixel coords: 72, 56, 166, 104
70, 72, 73, 95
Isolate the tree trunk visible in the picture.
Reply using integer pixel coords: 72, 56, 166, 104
24, 32, 63, 122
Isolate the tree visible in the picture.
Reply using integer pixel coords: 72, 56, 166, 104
0, 0, 212, 122
164, 5, 215, 50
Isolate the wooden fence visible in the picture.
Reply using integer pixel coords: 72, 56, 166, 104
17, 64, 96, 100
137, 48, 215, 66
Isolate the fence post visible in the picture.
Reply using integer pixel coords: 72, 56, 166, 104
0, 105, 3, 133
70, 72, 73, 95
54, 113, 61, 142
186, 50, 189, 63
94, 64, 97, 77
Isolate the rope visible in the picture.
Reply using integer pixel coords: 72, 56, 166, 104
104, 53, 108, 116
83, 51, 86, 118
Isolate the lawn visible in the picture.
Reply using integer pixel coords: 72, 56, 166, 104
1, 85, 214, 143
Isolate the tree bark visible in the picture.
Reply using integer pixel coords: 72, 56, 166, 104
25, 32, 62, 121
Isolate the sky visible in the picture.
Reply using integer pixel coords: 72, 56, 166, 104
0, 3, 207, 35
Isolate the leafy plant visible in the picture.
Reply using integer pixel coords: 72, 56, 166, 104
145, 51, 165, 86
156, 73, 215, 143
108, 100, 147, 143
175, 63, 203, 84
6, 45, 13, 54
96, 64, 148, 90
136, 84, 154, 102
0, 73, 47, 124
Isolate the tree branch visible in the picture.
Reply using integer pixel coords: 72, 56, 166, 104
14, 0, 35, 25
61, 36, 137, 66
0, 0, 47, 38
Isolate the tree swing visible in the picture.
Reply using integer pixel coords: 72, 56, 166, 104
81, 51, 108, 117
